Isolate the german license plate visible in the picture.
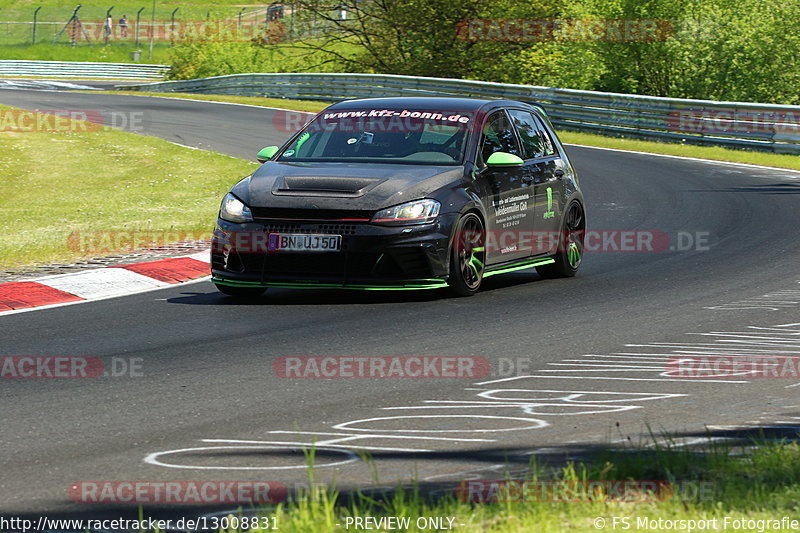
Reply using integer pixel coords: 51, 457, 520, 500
268, 233, 341, 252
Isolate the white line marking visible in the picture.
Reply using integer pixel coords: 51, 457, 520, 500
537, 368, 667, 372
575, 356, 676, 361
332, 415, 548, 433
144, 445, 359, 470
201, 439, 432, 453
545, 363, 666, 369
379, 402, 639, 415
466, 389, 686, 402
267, 430, 495, 442
565, 143, 800, 173
503, 375, 748, 383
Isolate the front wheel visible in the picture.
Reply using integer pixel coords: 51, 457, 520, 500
536, 201, 585, 279
448, 213, 486, 297
215, 283, 267, 299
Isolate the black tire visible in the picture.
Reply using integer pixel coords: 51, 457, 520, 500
448, 212, 486, 297
536, 201, 585, 279
215, 283, 267, 298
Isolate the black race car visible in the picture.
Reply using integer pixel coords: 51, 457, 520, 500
212, 97, 585, 297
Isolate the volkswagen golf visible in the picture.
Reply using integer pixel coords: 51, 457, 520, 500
211, 97, 585, 297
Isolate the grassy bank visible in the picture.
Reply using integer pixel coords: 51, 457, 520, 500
96, 90, 328, 113
0, 1, 259, 24
0, 105, 257, 270
0, 43, 173, 64
242, 438, 800, 532
560, 131, 800, 171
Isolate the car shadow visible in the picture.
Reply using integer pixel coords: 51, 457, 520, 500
168, 273, 546, 306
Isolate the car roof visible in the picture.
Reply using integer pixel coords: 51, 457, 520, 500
325, 97, 544, 114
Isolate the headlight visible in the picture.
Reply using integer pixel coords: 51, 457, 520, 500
219, 193, 253, 223
372, 199, 441, 226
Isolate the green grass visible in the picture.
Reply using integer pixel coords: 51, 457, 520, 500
92, 91, 800, 171
0, 43, 173, 63
0, 1, 262, 24
88, 90, 329, 113
560, 131, 800, 171
0, 0, 286, 53
231, 437, 800, 532
0, 104, 257, 269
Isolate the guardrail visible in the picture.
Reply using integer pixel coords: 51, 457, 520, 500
0, 60, 169, 80
123, 73, 800, 153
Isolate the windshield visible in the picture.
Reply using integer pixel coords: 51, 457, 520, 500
276, 108, 474, 165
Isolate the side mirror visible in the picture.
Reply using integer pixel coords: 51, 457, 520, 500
256, 145, 279, 163
486, 151, 524, 167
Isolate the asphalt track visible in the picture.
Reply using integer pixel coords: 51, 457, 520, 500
1, 88, 800, 522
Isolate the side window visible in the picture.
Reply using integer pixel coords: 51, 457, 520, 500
479, 111, 521, 165
508, 110, 545, 159
532, 114, 557, 157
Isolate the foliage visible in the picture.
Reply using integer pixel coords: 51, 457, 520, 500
163, 0, 798, 103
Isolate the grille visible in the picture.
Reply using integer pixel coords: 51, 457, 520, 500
264, 253, 347, 276
263, 223, 358, 235
262, 252, 384, 279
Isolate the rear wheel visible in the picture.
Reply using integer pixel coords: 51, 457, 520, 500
536, 201, 585, 279
215, 283, 266, 299
448, 213, 486, 297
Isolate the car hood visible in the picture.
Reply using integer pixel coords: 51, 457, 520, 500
239, 161, 464, 211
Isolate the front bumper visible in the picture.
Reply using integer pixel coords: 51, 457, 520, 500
211, 214, 456, 289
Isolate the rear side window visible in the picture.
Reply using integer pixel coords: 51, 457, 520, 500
508, 110, 545, 159
532, 114, 557, 156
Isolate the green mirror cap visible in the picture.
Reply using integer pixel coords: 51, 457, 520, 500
486, 152, 524, 166
256, 145, 279, 161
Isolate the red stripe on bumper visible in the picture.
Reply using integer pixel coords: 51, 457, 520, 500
0, 282, 84, 310
114, 257, 210, 284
